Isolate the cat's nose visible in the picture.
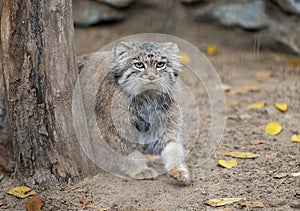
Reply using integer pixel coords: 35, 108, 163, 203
148, 75, 156, 81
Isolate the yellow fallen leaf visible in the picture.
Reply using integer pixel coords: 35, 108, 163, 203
292, 134, 300, 142
255, 70, 272, 79
225, 151, 259, 159
275, 103, 288, 112
291, 172, 300, 177
179, 52, 190, 64
7, 186, 37, 199
246, 102, 265, 110
207, 45, 218, 55
218, 159, 237, 169
288, 59, 300, 66
207, 198, 243, 207
265, 122, 282, 135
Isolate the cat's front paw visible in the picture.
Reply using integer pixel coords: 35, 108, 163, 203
168, 163, 190, 185
133, 168, 158, 180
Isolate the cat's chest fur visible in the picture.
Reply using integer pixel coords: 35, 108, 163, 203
129, 90, 172, 144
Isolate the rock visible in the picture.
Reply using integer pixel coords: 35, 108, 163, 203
272, 172, 289, 179
273, 0, 300, 16
73, 0, 125, 27
181, 0, 206, 4
194, 0, 300, 54
195, 0, 269, 30
268, 19, 300, 54
96, 0, 135, 8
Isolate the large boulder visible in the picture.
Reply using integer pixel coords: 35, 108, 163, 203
73, 0, 126, 27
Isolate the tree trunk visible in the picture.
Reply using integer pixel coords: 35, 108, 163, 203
1, 0, 97, 183
0, 0, 15, 173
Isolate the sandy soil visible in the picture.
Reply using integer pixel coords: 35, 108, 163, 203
1, 1, 299, 210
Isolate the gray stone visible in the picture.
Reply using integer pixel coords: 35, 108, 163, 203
273, 0, 300, 16
73, 0, 125, 27
194, 0, 300, 54
96, 0, 135, 8
181, 0, 206, 4
269, 19, 300, 54
196, 0, 270, 30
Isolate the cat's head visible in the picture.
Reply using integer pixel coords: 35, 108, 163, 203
110, 41, 182, 96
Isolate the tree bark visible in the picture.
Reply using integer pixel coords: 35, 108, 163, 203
0, 0, 15, 173
1, 0, 96, 183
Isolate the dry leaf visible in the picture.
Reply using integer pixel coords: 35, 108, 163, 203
225, 151, 259, 159
252, 201, 264, 208
179, 52, 190, 64
243, 140, 265, 150
241, 200, 251, 207
288, 59, 300, 66
255, 70, 272, 79
241, 200, 264, 208
218, 159, 237, 169
265, 122, 282, 135
207, 198, 243, 207
207, 45, 218, 55
229, 86, 260, 95
26, 195, 44, 211
7, 186, 37, 199
221, 84, 231, 92
222, 208, 233, 211
275, 103, 288, 112
281, 188, 300, 192
246, 102, 265, 110
291, 134, 300, 142
291, 172, 300, 177
80, 198, 85, 204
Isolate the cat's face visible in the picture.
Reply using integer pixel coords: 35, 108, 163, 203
110, 41, 182, 96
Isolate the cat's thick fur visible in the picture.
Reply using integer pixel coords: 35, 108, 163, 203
94, 41, 189, 184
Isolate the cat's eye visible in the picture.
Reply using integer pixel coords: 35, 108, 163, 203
134, 62, 145, 69
156, 62, 166, 69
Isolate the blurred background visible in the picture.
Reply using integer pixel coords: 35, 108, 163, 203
73, 0, 300, 56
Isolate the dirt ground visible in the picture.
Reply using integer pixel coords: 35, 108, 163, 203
1, 1, 300, 210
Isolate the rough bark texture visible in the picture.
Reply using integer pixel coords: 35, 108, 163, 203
1, 0, 97, 183
0, 0, 15, 173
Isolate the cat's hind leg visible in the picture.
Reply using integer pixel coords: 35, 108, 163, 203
123, 150, 158, 180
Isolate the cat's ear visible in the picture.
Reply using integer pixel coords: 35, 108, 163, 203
163, 42, 180, 54
112, 42, 132, 58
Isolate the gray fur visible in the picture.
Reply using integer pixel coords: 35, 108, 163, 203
95, 41, 190, 183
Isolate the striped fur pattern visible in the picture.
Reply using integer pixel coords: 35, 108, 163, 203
110, 41, 182, 97
95, 41, 190, 184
